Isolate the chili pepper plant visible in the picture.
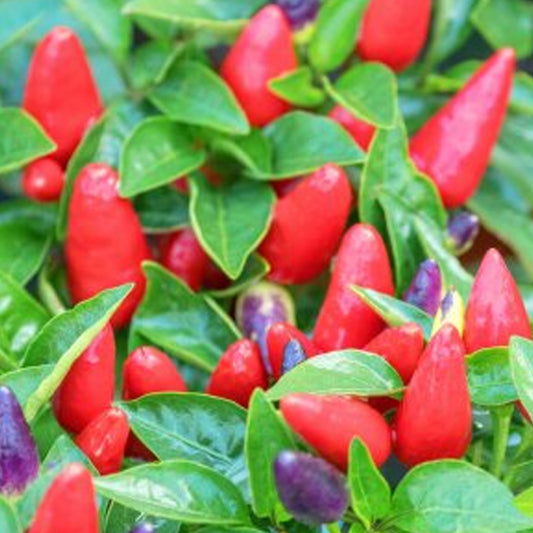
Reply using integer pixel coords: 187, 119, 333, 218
2, 0, 533, 532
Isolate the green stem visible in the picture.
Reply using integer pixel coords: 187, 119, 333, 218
470, 439, 485, 468
489, 404, 514, 479
37, 268, 66, 316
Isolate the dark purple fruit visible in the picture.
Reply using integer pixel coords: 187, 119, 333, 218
274, 450, 348, 525
403, 259, 442, 316
281, 339, 307, 375
273, 0, 320, 29
446, 210, 480, 255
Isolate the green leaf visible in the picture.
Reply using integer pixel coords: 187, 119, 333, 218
95, 460, 250, 525
308, 0, 370, 72
208, 254, 270, 299
351, 286, 433, 339
471, 0, 533, 59
0, 365, 54, 406
467, 348, 517, 406
359, 123, 446, 293
29, 405, 68, 459
190, 175, 274, 279
469, 172, 533, 279
43, 434, 97, 473
267, 350, 403, 401
389, 460, 533, 533
64, 0, 132, 64
246, 390, 296, 521
348, 439, 390, 528
120, 393, 248, 493
0, 498, 21, 533
22, 284, 132, 421
57, 99, 150, 240
105, 502, 180, 533
325, 63, 398, 128
250, 111, 364, 180
414, 217, 473, 302
269, 67, 326, 108
423, 0, 477, 68
0, 270, 49, 362
133, 185, 189, 234
515, 487, 533, 519
123, 0, 267, 32
0, 200, 56, 284
119, 117, 206, 197
149, 61, 249, 135
0, 108, 56, 173
130, 262, 240, 371
510, 336, 533, 421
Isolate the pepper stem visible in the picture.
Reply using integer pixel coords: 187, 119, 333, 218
38, 267, 66, 316
489, 404, 514, 479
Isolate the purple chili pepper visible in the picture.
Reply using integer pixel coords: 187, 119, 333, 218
0, 386, 39, 495
274, 450, 348, 525
281, 339, 307, 375
403, 259, 442, 316
273, 0, 320, 29
236, 282, 296, 373
130, 523, 155, 533
446, 211, 480, 255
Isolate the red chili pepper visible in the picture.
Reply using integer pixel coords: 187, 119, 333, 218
75, 407, 129, 475
66, 163, 151, 328
464, 248, 531, 353
410, 49, 516, 208
313, 223, 394, 351
221, 5, 297, 127
203, 260, 231, 290
356, 0, 431, 72
280, 394, 391, 470
394, 324, 472, 467
364, 323, 424, 384
158, 228, 209, 292
328, 105, 375, 151
53, 324, 115, 434
28, 463, 98, 533
23, 27, 102, 167
266, 322, 319, 380
206, 339, 268, 407
259, 164, 352, 285
22, 158, 65, 203
123, 346, 187, 400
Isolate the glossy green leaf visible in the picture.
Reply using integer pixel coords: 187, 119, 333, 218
0, 365, 54, 406
29, 405, 68, 459
65, 0, 132, 63
0, 200, 56, 284
467, 347, 517, 406
198, 528, 266, 533
469, 173, 533, 279
57, 100, 150, 240
510, 336, 533, 421
325, 63, 398, 127
0, 498, 21, 533
471, 0, 533, 59
120, 393, 248, 492
414, 217, 473, 301
515, 487, 533, 519
0, 108, 55, 173
119, 117, 206, 197
208, 255, 270, 299
246, 390, 296, 521
105, 502, 181, 533
130, 262, 240, 371
360, 123, 446, 293
43, 434, 97, 473
95, 460, 250, 525
269, 67, 326, 108
0, 270, 49, 363
424, 0, 477, 67
250, 111, 364, 180
22, 284, 132, 421
267, 350, 403, 401
190, 175, 274, 279
351, 286, 433, 339
133, 185, 189, 233
389, 461, 532, 533
309, 0, 370, 72
123, 0, 267, 31
348, 439, 390, 528
149, 61, 249, 135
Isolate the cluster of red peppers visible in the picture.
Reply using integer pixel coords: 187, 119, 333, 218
12, 0, 528, 530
